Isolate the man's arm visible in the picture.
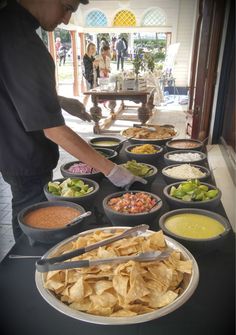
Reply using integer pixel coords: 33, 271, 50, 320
43, 125, 114, 175
58, 95, 92, 122
43, 125, 147, 188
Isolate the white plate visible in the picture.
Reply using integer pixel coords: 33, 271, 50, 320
35, 226, 199, 325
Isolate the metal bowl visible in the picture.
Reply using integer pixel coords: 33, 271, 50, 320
35, 226, 199, 325
121, 125, 178, 146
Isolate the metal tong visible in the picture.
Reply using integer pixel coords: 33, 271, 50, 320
37, 249, 172, 273
36, 224, 150, 273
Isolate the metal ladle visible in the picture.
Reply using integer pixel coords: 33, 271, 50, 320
66, 211, 92, 227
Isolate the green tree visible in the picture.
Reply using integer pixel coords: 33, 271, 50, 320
54, 28, 71, 46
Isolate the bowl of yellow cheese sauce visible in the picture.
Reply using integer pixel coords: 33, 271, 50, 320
159, 209, 231, 253
88, 137, 123, 152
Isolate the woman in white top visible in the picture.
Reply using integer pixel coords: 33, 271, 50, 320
96, 45, 111, 78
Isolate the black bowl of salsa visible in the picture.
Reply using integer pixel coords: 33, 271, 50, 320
18, 201, 86, 246
103, 191, 163, 227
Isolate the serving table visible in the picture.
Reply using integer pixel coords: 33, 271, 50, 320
84, 88, 153, 134
0, 148, 235, 335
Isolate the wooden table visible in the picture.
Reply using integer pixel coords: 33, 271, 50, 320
84, 88, 153, 134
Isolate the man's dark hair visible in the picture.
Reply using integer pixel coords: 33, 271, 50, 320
80, 0, 89, 4
101, 45, 110, 52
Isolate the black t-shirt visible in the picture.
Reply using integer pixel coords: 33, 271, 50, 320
83, 54, 95, 84
0, 1, 65, 176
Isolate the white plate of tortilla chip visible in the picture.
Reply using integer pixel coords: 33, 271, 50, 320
35, 227, 199, 325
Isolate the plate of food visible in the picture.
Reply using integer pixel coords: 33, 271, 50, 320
121, 125, 178, 145
35, 226, 199, 325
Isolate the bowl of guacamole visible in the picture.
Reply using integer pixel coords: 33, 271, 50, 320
121, 160, 158, 189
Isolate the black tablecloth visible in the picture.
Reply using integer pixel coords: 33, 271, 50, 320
0, 149, 235, 335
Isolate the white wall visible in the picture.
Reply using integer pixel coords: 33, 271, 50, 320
174, 0, 197, 87
72, 0, 197, 87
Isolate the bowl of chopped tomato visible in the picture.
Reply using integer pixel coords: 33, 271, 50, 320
103, 191, 163, 226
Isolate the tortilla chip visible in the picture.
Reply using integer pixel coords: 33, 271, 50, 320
149, 231, 166, 249
147, 290, 178, 308
93, 280, 113, 295
70, 298, 92, 311
43, 229, 192, 317
113, 275, 129, 297
176, 260, 192, 274
44, 279, 65, 292
125, 262, 150, 304
90, 292, 117, 308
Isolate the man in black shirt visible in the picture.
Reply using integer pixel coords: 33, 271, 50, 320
0, 0, 146, 240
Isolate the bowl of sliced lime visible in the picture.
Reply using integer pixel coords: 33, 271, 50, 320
44, 177, 99, 209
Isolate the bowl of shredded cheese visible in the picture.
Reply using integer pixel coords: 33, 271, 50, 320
161, 164, 210, 184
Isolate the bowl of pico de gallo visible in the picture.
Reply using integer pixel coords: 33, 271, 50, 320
103, 191, 163, 227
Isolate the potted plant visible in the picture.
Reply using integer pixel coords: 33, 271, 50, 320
144, 52, 156, 73
132, 48, 145, 75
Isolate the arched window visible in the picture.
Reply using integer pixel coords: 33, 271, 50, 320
85, 10, 107, 27
113, 10, 136, 27
142, 8, 166, 26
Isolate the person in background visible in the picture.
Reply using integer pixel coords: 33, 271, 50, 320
55, 36, 61, 59
83, 42, 99, 89
99, 37, 109, 53
116, 36, 126, 71
96, 45, 111, 78
59, 43, 67, 66
0, 0, 146, 241
111, 36, 117, 61
82, 42, 99, 105
122, 37, 128, 58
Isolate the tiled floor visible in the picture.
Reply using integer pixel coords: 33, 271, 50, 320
0, 95, 235, 261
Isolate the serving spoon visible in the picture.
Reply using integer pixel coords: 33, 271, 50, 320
8, 211, 92, 260
115, 136, 136, 150
135, 125, 156, 132
66, 211, 92, 227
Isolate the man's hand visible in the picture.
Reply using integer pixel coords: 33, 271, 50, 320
58, 96, 92, 122
106, 165, 147, 190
